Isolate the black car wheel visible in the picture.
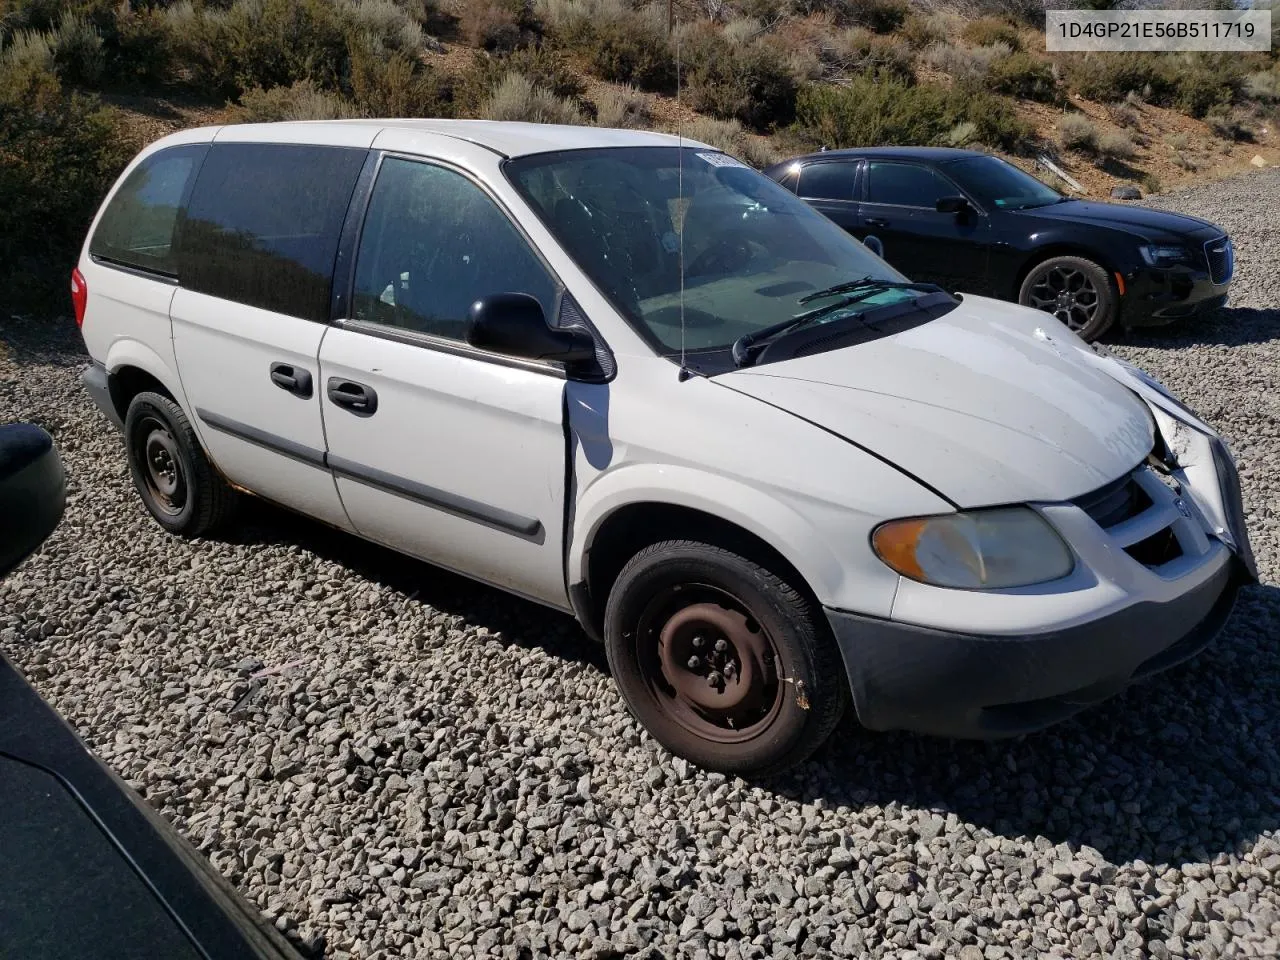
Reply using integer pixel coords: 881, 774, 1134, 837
1018, 255, 1117, 341
604, 540, 847, 777
124, 392, 236, 537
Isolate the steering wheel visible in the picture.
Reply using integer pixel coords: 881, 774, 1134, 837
687, 234, 757, 278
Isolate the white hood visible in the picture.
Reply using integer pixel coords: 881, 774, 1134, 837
722, 296, 1154, 508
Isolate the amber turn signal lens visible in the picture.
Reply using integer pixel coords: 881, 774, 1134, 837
871, 518, 929, 581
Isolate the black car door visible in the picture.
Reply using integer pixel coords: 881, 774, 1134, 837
858, 160, 992, 295
795, 159, 860, 233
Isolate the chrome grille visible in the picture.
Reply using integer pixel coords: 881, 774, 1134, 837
1204, 235, 1233, 285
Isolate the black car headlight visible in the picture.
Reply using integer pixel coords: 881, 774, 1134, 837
1138, 244, 1194, 267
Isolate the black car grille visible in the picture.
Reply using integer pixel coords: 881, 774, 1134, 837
1204, 235, 1233, 285
1073, 472, 1151, 529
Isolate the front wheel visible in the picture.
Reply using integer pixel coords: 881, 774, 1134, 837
604, 540, 847, 777
1018, 255, 1118, 342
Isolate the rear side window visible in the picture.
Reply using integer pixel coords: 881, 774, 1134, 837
178, 143, 366, 322
797, 161, 856, 201
89, 145, 207, 276
865, 162, 954, 209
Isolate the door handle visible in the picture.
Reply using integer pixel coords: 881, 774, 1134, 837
865, 217, 889, 227
269, 362, 313, 398
326, 378, 378, 416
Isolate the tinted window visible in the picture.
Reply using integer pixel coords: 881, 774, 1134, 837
352, 158, 558, 341
944, 155, 1061, 210
179, 143, 366, 322
89, 145, 207, 276
798, 161, 856, 201
865, 162, 955, 208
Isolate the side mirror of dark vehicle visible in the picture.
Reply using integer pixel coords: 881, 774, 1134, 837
0, 423, 66, 580
862, 235, 885, 258
936, 196, 971, 215
467, 293, 597, 366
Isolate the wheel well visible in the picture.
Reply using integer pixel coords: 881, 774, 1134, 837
1011, 245, 1114, 301
107, 366, 173, 423
579, 503, 816, 642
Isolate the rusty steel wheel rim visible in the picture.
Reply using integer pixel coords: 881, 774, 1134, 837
635, 584, 783, 744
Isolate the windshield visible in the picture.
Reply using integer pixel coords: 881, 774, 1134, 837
944, 156, 1062, 211
504, 147, 919, 360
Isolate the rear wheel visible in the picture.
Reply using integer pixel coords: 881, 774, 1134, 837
1018, 255, 1117, 341
604, 540, 847, 776
124, 391, 236, 536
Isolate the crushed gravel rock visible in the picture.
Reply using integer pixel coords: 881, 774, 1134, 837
3, 171, 1280, 960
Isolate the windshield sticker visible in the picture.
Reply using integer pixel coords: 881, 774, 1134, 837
697, 152, 747, 168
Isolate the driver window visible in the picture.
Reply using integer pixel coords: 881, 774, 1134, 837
352, 158, 558, 340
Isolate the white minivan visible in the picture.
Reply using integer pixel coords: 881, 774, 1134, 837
76, 121, 1255, 775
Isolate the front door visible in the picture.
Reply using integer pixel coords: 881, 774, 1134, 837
171, 141, 368, 531
318, 152, 571, 607
859, 161, 991, 295
795, 159, 860, 234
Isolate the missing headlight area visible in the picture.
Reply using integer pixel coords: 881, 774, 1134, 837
1124, 525, 1184, 567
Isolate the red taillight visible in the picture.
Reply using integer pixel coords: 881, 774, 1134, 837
71, 267, 88, 328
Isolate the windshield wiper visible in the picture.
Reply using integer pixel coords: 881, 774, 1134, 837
797, 277, 940, 305
732, 279, 949, 368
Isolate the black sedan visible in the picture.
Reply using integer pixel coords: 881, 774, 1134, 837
764, 147, 1233, 341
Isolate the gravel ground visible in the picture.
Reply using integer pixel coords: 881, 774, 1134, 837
3, 170, 1280, 960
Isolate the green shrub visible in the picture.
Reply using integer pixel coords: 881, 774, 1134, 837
961, 17, 1022, 52
898, 13, 945, 50
1066, 53, 1164, 103
1206, 109, 1249, 142
458, 0, 542, 53
238, 79, 360, 120
594, 83, 650, 128
348, 37, 450, 116
1057, 113, 1097, 151
988, 50, 1057, 103
827, 0, 909, 34
0, 58, 129, 314
481, 71, 584, 124
341, 0, 426, 54
589, 10, 676, 94
1245, 69, 1280, 102
922, 41, 1004, 84
677, 23, 797, 131
1096, 129, 1135, 160
47, 12, 104, 85
832, 27, 915, 85
106, 5, 173, 87
794, 76, 1029, 151
1108, 100, 1139, 128
454, 46, 583, 115
1065, 52, 1240, 118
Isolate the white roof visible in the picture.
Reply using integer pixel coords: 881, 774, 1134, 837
171, 119, 711, 158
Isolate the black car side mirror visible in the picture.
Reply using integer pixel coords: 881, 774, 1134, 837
862, 235, 885, 258
936, 195, 971, 215
0, 424, 66, 579
467, 293, 597, 365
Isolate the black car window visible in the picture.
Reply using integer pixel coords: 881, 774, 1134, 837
178, 143, 366, 323
89, 145, 207, 276
351, 157, 558, 341
865, 162, 955, 209
797, 161, 856, 201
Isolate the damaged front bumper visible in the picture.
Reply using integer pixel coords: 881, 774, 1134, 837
829, 357, 1255, 738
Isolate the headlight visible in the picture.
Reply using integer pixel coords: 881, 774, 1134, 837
1138, 244, 1193, 267
872, 507, 1074, 589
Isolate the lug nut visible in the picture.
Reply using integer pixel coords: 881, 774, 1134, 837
723, 662, 736, 679
714, 638, 728, 653
692, 635, 706, 649
687, 656, 702, 670
706, 671, 723, 688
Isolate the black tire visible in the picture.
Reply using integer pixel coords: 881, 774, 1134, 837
124, 391, 236, 537
604, 540, 847, 777
1018, 254, 1118, 342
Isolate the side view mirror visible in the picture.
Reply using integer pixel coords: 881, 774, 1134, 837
862, 235, 885, 258
0, 424, 66, 580
467, 293, 597, 366
936, 195, 971, 215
